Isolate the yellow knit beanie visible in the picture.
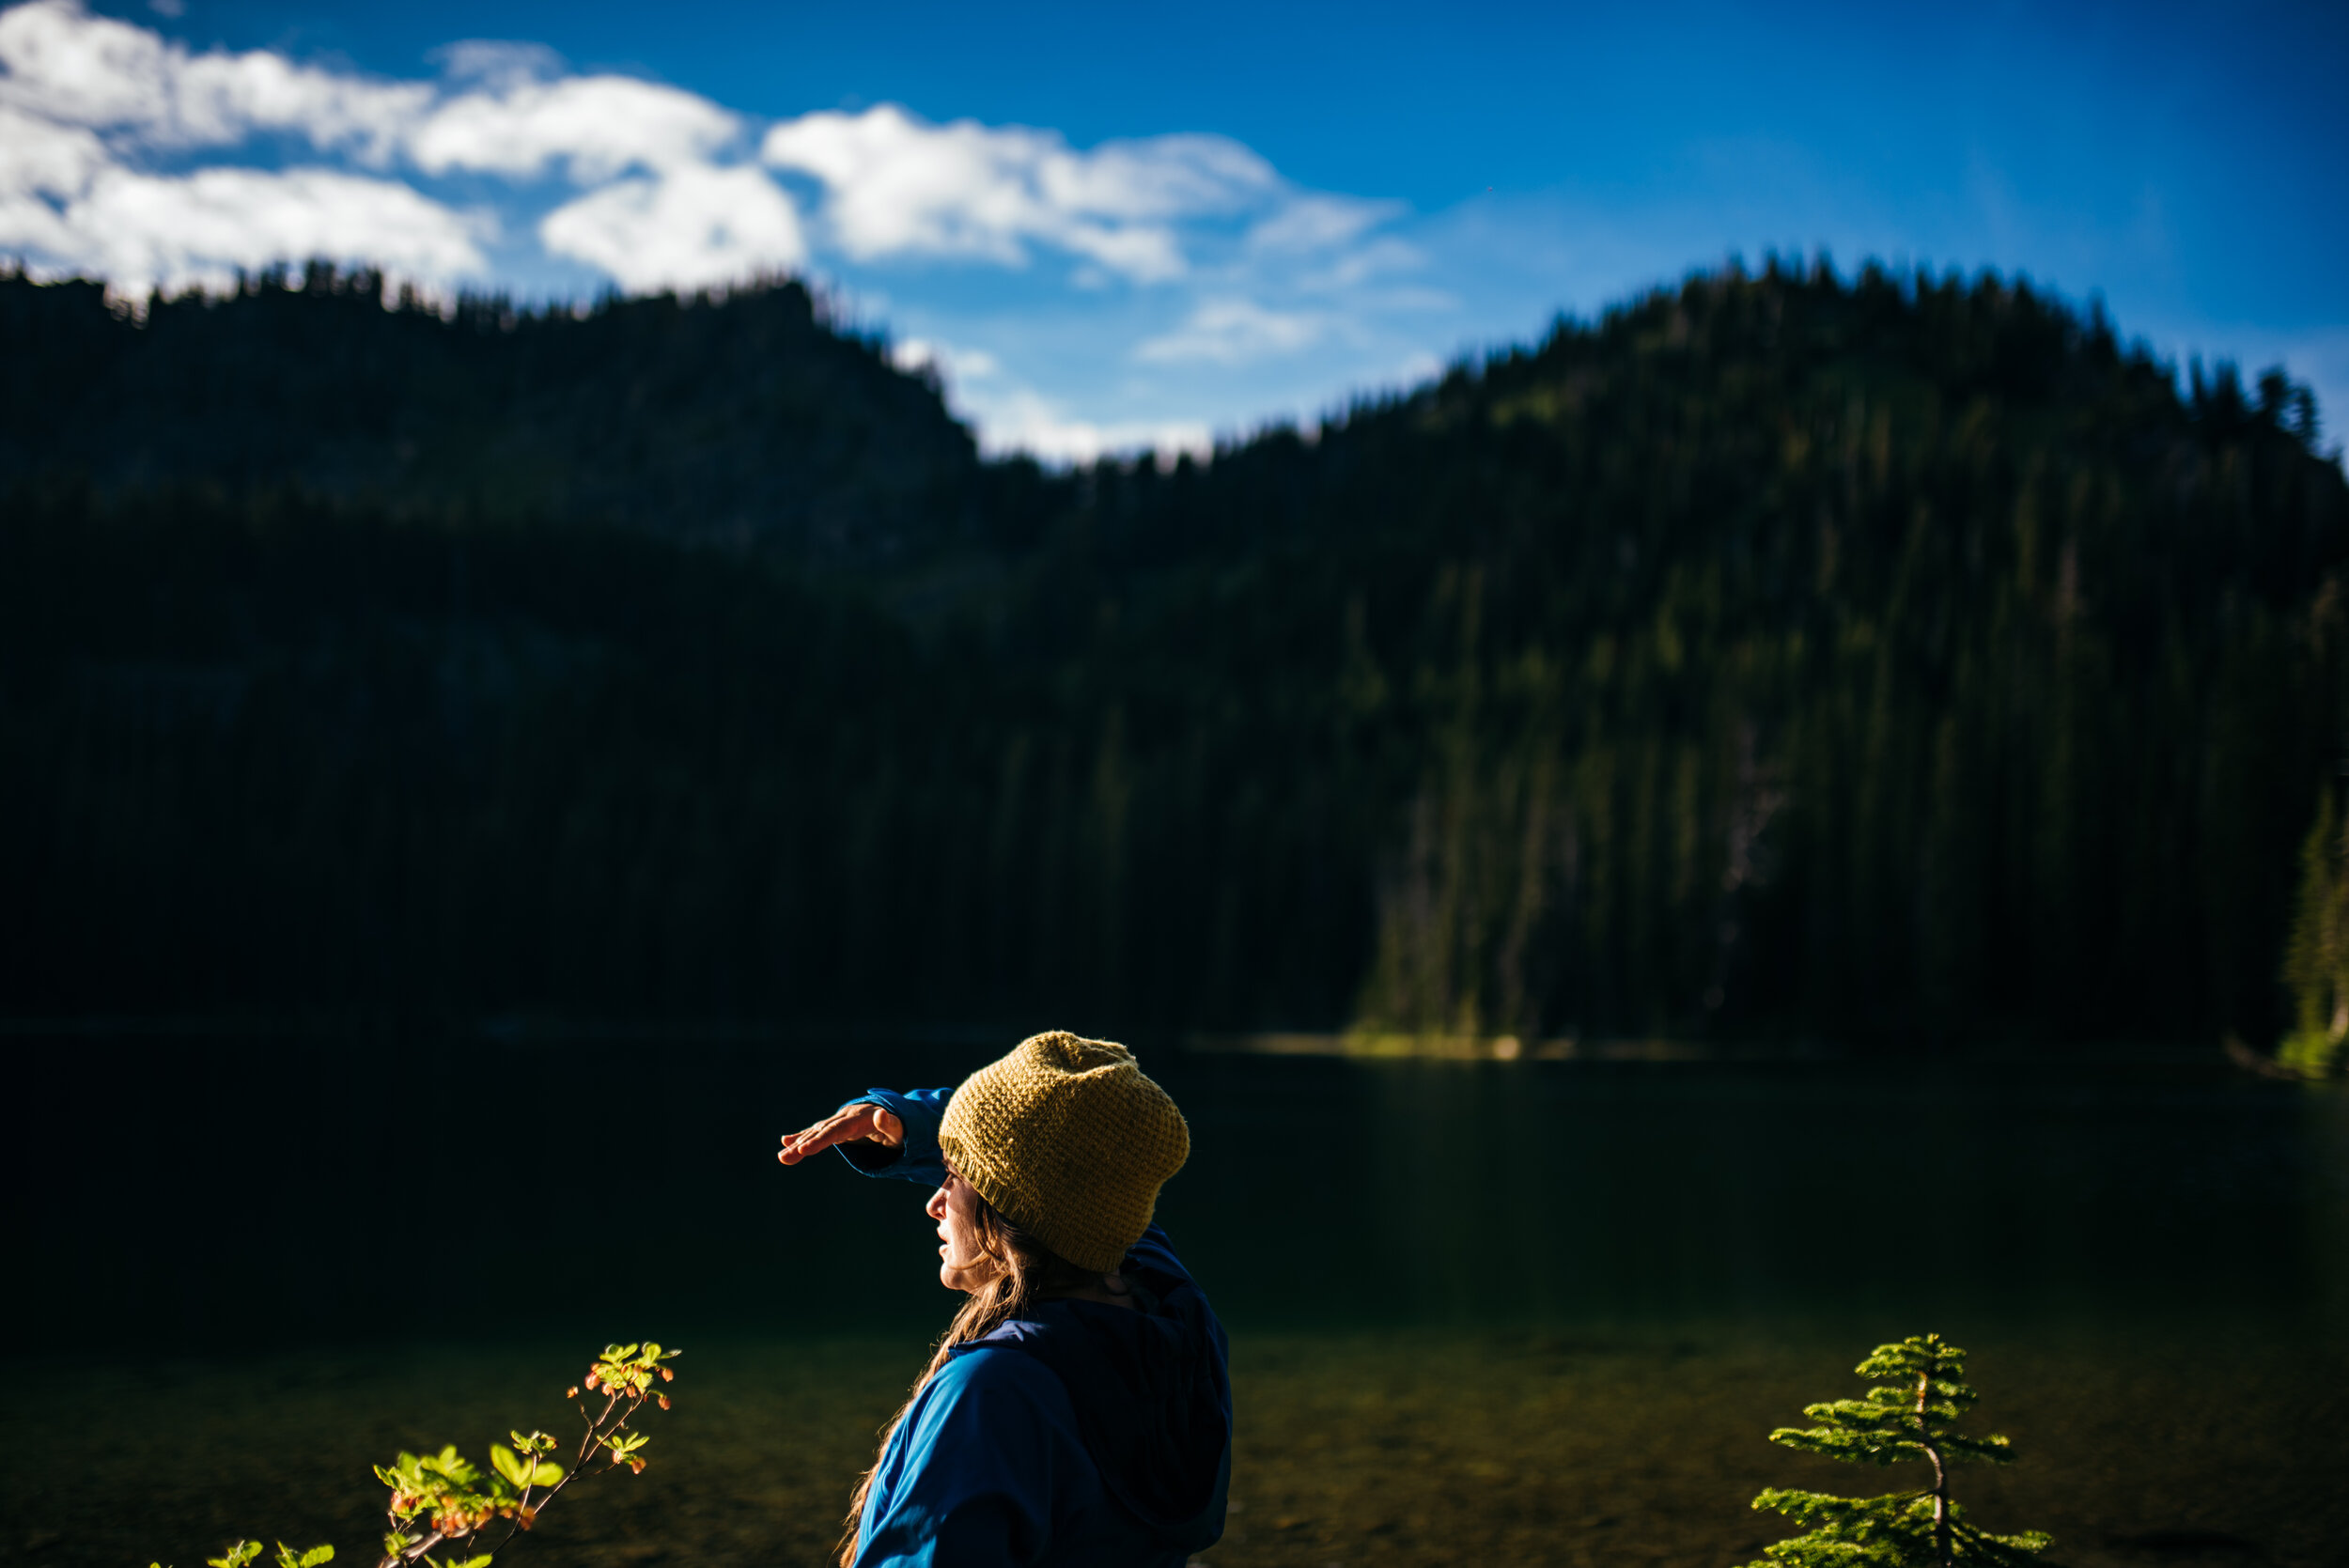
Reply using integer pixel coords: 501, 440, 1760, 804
938, 1032, 1190, 1273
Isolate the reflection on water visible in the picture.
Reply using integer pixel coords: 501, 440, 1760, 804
1213, 1053, 2347, 1330
7, 1037, 2346, 1566
8, 1037, 2344, 1343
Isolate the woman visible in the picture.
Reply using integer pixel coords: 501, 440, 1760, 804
776, 1031, 1232, 1568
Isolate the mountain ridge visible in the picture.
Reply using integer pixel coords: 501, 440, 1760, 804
3, 259, 2341, 1046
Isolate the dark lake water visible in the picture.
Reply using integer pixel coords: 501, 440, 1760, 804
7, 1034, 2346, 1567
11, 1034, 2341, 1345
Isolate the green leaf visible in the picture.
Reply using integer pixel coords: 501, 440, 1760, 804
490, 1446, 529, 1487
301, 1550, 334, 1568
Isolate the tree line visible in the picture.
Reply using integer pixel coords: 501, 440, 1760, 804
2, 258, 2341, 1046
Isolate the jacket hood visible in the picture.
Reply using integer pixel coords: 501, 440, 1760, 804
959, 1277, 1232, 1551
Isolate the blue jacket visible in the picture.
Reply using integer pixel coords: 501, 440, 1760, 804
834, 1087, 1232, 1568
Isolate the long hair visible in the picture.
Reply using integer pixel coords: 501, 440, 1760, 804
838, 1185, 1100, 1566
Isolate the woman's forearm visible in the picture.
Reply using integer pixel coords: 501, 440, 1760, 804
834, 1086, 954, 1183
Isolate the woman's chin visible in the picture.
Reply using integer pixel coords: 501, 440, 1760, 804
939, 1258, 999, 1294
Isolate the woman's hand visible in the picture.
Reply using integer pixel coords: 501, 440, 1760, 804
777, 1103, 905, 1165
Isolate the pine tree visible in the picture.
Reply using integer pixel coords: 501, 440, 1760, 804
1746, 1334, 2054, 1568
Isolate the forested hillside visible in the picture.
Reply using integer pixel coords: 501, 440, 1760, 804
0, 265, 981, 562
3, 260, 2341, 1046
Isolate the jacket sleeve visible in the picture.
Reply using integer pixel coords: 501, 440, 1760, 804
853, 1349, 1076, 1568
833, 1087, 953, 1185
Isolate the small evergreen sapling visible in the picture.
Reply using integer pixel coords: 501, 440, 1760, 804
1746, 1333, 2053, 1568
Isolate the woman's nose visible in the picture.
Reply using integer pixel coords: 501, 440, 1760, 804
926, 1187, 948, 1219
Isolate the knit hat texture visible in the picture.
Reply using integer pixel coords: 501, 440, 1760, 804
939, 1031, 1190, 1273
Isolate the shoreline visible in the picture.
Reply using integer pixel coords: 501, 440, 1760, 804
0, 1013, 2260, 1067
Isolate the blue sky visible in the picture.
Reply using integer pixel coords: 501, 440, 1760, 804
4, 0, 2343, 459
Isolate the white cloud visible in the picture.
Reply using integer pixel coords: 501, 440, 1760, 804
0, 187, 73, 255
1038, 133, 1276, 221
540, 163, 803, 292
885, 334, 1208, 461
429, 39, 567, 89
0, 6, 488, 294
410, 74, 742, 182
964, 383, 1212, 465
11, 164, 487, 295
889, 336, 1001, 383
762, 104, 1280, 283
0, 0, 777, 295
1246, 193, 1401, 254
1137, 297, 1330, 365
0, 98, 103, 193
0, 0, 425, 158
1300, 236, 1434, 294
0, 2, 740, 182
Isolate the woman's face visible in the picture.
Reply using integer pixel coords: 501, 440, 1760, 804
927, 1171, 1002, 1293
